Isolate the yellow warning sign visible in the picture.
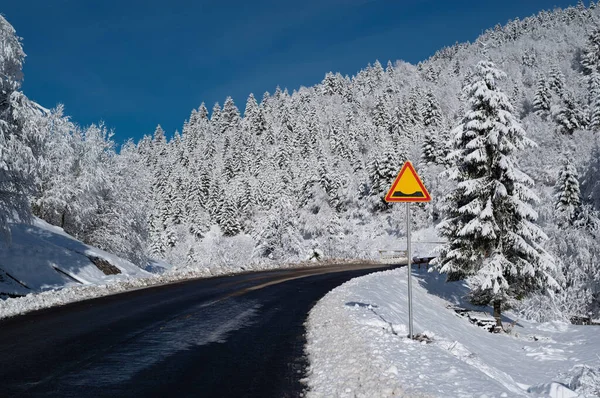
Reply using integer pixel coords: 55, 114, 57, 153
385, 161, 431, 203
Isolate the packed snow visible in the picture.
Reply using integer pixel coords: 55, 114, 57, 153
304, 267, 600, 398
0, 218, 151, 296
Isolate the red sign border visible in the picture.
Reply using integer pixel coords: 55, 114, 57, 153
384, 161, 431, 203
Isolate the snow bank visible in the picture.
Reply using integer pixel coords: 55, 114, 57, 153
0, 218, 150, 295
305, 267, 600, 397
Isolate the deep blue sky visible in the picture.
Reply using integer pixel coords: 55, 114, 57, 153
2, 0, 577, 144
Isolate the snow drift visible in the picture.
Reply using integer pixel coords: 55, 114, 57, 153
305, 268, 600, 397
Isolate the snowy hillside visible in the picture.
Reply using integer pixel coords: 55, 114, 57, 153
0, 218, 151, 298
1, 3, 600, 322
305, 268, 600, 398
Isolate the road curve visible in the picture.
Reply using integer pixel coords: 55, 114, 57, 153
0, 263, 392, 397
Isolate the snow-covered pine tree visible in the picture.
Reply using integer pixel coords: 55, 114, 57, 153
588, 72, 600, 130
581, 26, 600, 75
432, 61, 557, 331
554, 156, 582, 225
422, 91, 443, 128
436, 128, 453, 167
553, 92, 586, 134
322, 72, 345, 96
149, 213, 166, 257
548, 64, 565, 97
453, 59, 461, 76
391, 105, 409, 142
373, 97, 391, 132
206, 175, 223, 223
368, 137, 403, 211
211, 102, 222, 133
406, 87, 424, 129
372, 60, 384, 82
243, 93, 260, 134
198, 102, 209, 120
421, 130, 438, 165
219, 195, 242, 237
581, 137, 600, 210
533, 73, 551, 116
573, 203, 600, 235
221, 96, 241, 134
152, 124, 167, 159
386, 60, 394, 76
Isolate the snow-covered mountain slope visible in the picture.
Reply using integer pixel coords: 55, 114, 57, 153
305, 268, 600, 398
0, 218, 151, 298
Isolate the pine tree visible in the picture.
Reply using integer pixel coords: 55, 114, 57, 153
407, 87, 424, 129
554, 156, 581, 225
435, 128, 452, 166
222, 96, 241, 134
347, 124, 363, 173
243, 93, 260, 135
391, 105, 409, 141
167, 173, 185, 226
165, 226, 177, 248
152, 124, 167, 157
198, 102, 209, 120
211, 102, 222, 133
372, 60, 384, 81
533, 73, 551, 116
222, 155, 238, 181
582, 26, 600, 75
589, 72, 600, 129
322, 72, 344, 96
373, 97, 391, 132
548, 65, 565, 97
421, 130, 438, 164
422, 91, 443, 127
453, 59, 461, 76
206, 176, 223, 223
369, 138, 402, 211
386, 60, 394, 76
581, 138, 600, 210
219, 195, 241, 237
432, 61, 557, 331
574, 203, 600, 235
554, 92, 586, 134
149, 214, 166, 256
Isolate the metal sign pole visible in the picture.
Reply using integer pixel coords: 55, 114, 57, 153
385, 160, 429, 340
406, 202, 413, 339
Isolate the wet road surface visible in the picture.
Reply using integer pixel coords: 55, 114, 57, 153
0, 263, 392, 397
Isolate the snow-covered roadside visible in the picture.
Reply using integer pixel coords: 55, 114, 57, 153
0, 218, 378, 320
304, 267, 600, 398
0, 256, 375, 320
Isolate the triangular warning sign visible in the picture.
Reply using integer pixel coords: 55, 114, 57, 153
385, 161, 431, 203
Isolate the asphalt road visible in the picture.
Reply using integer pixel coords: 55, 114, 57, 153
0, 263, 392, 397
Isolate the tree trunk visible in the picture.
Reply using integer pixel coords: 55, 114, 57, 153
493, 300, 503, 333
